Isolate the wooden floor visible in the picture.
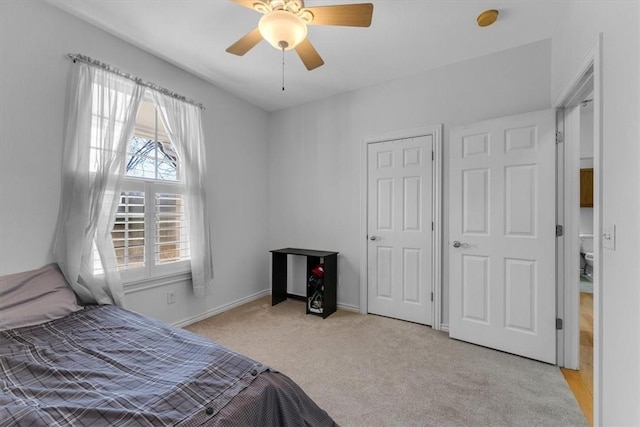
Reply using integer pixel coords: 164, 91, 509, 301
561, 292, 593, 426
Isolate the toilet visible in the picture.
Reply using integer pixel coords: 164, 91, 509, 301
579, 234, 594, 278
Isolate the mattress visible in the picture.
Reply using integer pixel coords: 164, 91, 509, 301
0, 305, 335, 426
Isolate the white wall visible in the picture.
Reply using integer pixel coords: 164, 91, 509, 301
0, 0, 271, 325
268, 40, 552, 321
551, 1, 640, 425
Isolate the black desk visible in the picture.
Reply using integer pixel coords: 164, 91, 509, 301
270, 248, 338, 319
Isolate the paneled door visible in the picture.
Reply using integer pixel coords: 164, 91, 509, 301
449, 109, 556, 364
367, 136, 433, 325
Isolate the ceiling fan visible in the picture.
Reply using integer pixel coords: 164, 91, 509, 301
226, 0, 374, 71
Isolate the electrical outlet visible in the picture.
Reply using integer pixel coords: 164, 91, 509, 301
167, 291, 176, 304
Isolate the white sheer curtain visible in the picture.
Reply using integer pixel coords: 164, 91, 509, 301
151, 91, 214, 296
54, 62, 144, 305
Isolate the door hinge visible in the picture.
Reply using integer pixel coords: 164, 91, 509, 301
432, 221, 434, 231
556, 318, 563, 330
431, 292, 434, 302
556, 225, 564, 237
432, 151, 434, 161
556, 131, 564, 144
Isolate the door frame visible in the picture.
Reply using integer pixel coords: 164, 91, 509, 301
553, 34, 602, 423
359, 125, 443, 329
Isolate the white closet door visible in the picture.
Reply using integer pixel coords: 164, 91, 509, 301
367, 135, 433, 325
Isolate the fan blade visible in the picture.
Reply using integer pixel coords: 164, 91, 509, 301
304, 3, 373, 27
230, 0, 266, 11
226, 28, 263, 56
295, 38, 324, 71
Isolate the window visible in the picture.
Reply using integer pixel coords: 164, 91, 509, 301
56, 62, 212, 303
94, 98, 190, 282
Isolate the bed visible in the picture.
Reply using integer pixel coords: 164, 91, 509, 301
0, 265, 336, 427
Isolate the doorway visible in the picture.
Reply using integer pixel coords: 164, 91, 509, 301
578, 100, 594, 408
554, 36, 601, 426
557, 83, 596, 427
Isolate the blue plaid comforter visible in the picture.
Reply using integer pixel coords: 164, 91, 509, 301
0, 305, 267, 427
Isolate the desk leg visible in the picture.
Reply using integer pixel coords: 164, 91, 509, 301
272, 252, 287, 306
323, 254, 337, 318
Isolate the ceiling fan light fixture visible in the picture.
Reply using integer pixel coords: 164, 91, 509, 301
259, 10, 308, 50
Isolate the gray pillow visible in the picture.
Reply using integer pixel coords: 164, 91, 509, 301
0, 264, 83, 331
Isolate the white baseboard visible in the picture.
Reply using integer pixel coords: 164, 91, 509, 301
337, 302, 360, 313
172, 288, 270, 328
173, 289, 362, 328
440, 323, 449, 333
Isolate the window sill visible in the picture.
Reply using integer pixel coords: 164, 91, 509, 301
123, 271, 192, 295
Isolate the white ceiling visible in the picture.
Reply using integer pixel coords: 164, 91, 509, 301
48, 0, 566, 112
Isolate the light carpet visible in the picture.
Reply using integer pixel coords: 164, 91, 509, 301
185, 296, 587, 427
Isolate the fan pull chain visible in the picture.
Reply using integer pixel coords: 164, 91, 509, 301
277, 41, 289, 91
281, 44, 285, 91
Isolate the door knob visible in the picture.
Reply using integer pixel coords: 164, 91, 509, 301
369, 235, 380, 241
452, 241, 468, 248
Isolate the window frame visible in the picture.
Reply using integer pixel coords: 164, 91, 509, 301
91, 95, 192, 285
117, 177, 190, 285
